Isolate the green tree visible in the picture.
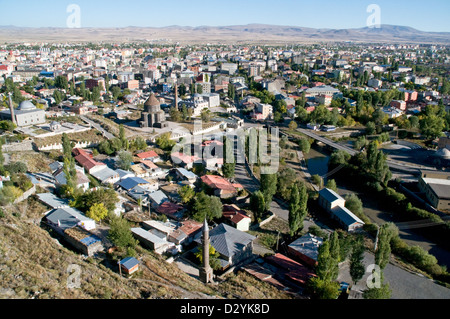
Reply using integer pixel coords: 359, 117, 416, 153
316, 240, 339, 282
419, 115, 444, 140
227, 83, 235, 100
178, 185, 195, 204
222, 136, 235, 178
195, 243, 221, 270
201, 109, 211, 123
365, 121, 376, 135
288, 120, 298, 130
54, 75, 68, 90
116, 150, 133, 170
156, 132, 176, 151
349, 235, 366, 285
260, 173, 277, 211
86, 202, 108, 222
288, 183, 301, 236
110, 86, 121, 101
276, 167, 297, 200
307, 277, 341, 299
329, 149, 351, 167
329, 231, 341, 263
192, 192, 223, 222
363, 272, 391, 299
312, 174, 323, 189
325, 179, 338, 192
169, 106, 182, 122
250, 190, 266, 222
344, 194, 365, 221
118, 124, 128, 150
0, 120, 16, 132
73, 187, 119, 214
375, 223, 397, 270
108, 216, 138, 249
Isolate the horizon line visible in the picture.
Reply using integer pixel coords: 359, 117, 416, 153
0, 23, 448, 34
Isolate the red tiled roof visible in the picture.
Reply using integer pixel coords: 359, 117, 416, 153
156, 201, 183, 216
136, 150, 159, 159
266, 253, 316, 285
140, 160, 158, 170
201, 175, 236, 192
223, 204, 250, 224
74, 153, 105, 171
171, 152, 200, 164
178, 219, 203, 237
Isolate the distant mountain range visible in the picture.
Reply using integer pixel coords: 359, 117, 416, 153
0, 24, 449, 44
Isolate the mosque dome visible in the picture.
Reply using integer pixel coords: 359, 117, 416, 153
436, 148, 450, 160
17, 100, 36, 111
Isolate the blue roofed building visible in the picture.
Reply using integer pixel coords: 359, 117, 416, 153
118, 176, 150, 191
119, 257, 140, 275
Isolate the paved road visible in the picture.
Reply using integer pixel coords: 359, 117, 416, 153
80, 115, 115, 140
338, 252, 450, 299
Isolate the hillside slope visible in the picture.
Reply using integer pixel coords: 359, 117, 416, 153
0, 199, 293, 300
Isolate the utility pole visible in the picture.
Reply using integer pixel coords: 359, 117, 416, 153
118, 260, 122, 276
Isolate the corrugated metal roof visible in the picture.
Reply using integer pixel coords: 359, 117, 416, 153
46, 207, 93, 230
120, 257, 139, 269
119, 177, 149, 190
207, 223, 256, 258
318, 188, 343, 203
331, 205, 365, 227
288, 233, 323, 262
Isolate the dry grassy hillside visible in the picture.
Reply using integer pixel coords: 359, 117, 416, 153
0, 199, 294, 300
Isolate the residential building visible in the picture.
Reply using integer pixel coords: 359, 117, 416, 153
201, 175, 238, 199
252, 103, 273, 121
368, 78, 382, 88
222, 204, 251, 231
391, 100, 407, 111
131, 227, 175, 255
382, 106, 403, 119
315, 94, 332, 106
73, 148, 107, 175
45, 206, 96, 233
90, 167, 120, 185
287, 233, 323, 267
266, 253, 316, 286
304, 85, 340, 98
136, 150, 161, 163
196, 223, 256, 271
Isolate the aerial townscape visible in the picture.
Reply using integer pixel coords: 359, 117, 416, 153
1, 3, 450, 305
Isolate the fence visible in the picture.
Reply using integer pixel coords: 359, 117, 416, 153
35, 140, 100, 151
13, 185, 36, 204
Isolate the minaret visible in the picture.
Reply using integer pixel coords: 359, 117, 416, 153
174, 84, 179, 110
8, 92, 16, 126
199, 219, 213, 283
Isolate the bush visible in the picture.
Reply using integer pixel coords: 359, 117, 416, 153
308, 225, 327, 238
392, 237, 443, 276
363, 223, 378, 237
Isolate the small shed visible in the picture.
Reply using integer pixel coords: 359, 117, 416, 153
119, 257, 140, 275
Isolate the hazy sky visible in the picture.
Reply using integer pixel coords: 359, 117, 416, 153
1, 0, 449, 32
